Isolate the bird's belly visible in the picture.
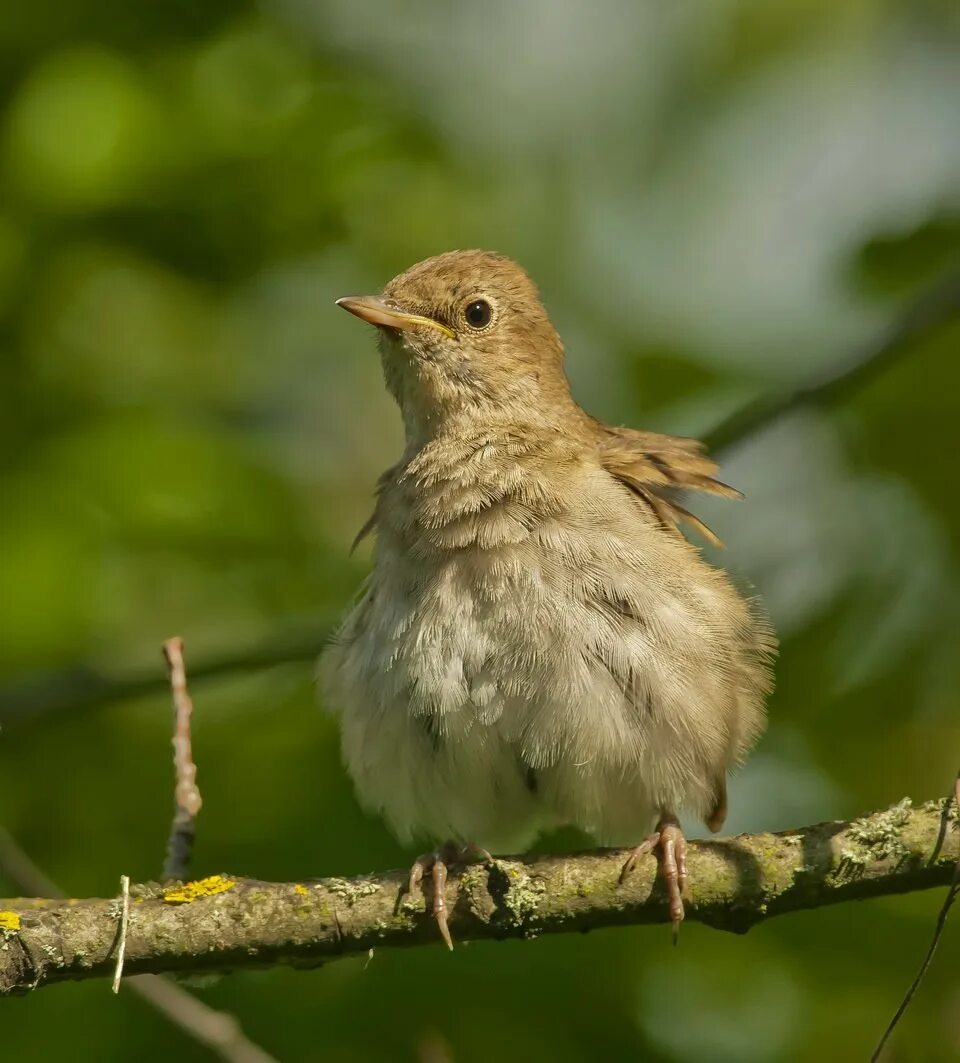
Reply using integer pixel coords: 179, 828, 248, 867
324, 543, 736, 846
325, 566, 548, 849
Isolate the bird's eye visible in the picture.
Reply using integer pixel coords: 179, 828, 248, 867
464, 299, 492, 329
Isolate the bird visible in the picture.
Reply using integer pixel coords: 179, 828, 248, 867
323, 250, 776, 947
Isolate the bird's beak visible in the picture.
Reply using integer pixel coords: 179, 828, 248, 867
336, 296, 456, 339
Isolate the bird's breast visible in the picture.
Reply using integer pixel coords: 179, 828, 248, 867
382, 433, 583, 552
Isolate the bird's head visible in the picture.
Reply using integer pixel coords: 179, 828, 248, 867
337, 250, 573, 442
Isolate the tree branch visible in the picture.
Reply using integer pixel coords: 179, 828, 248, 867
1, 797, 955, 995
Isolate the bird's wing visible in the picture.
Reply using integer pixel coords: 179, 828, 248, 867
595, 420, 742, 548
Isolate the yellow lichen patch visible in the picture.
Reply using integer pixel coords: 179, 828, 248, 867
294, 884, 309, 896
163, 876, 235, 904
0, 910, 21, 932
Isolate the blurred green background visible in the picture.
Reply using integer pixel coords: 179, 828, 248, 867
1, 1, 959, 1060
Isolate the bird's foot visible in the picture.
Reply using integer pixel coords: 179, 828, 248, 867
618, 814, 688, 942
406, 841, 493, 950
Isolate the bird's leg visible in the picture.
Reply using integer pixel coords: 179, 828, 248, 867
619, 813, 688, 940
406, 841, 493, 950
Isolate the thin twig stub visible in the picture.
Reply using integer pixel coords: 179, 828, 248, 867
162, 637, 203, 882
111, 874, 130, 994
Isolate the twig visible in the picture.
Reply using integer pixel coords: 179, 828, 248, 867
112, 874, 131, 994
0, 797, 955, 994
871, 773, 960, 1062
162, 638, 203, 882
0, 827, 277, 1062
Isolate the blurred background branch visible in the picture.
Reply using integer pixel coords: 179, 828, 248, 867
702, 265, 960, 452
2, 263, 958, 730
0, 622, 335, 727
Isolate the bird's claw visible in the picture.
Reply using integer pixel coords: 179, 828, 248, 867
405, 842, 493, 950
619, 815, 688, 940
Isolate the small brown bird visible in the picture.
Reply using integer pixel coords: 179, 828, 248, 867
324, 250, 776, 946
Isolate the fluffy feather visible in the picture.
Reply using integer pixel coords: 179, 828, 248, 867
595, 421, 742, 548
